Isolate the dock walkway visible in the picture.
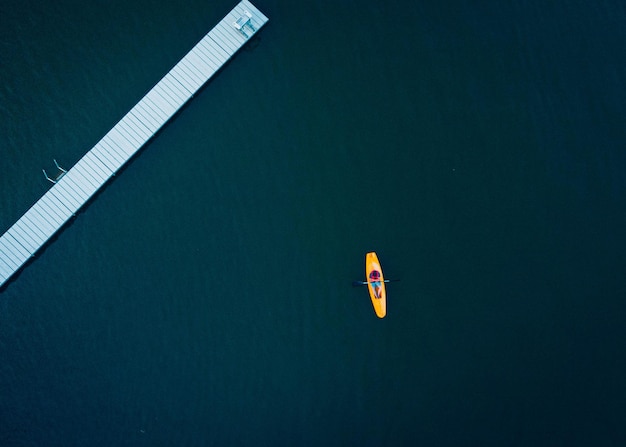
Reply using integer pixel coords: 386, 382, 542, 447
0, 0, 268, 289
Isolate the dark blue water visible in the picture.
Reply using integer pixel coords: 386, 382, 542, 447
1, 1, 625, 445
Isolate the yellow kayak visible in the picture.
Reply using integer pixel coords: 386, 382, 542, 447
366, 252, 386, 318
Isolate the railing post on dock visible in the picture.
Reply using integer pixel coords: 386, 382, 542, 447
42, 169, 56, 184
54, 159, 67, 175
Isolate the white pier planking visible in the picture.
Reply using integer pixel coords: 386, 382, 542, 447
0, 0, 268, 289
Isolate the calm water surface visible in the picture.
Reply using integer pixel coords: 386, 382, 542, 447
1, 1, 625, 445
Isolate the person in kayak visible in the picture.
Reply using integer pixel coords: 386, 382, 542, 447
369, 270, 383, 299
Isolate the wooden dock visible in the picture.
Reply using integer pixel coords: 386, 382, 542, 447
0, 1, 268, 289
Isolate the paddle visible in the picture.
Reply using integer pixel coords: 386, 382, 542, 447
352, 279, 400, 287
